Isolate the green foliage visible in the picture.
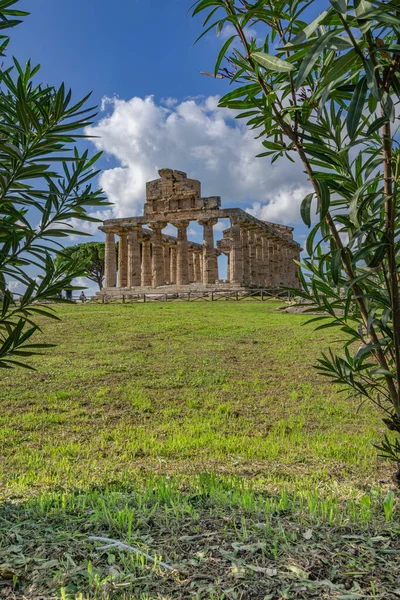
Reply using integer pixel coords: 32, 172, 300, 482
0, 1, 110, 368
57, 242, 107, 290
192, 0, 400, 473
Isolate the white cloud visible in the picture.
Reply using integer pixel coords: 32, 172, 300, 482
7, 280, 23, 294
248, 185, 313, 226
86, 95, 308, 228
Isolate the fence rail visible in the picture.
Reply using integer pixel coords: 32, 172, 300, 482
95, 289, 291, 304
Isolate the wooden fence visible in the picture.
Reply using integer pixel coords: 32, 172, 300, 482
93, 289, 291, 304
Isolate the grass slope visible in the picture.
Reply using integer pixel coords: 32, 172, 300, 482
0, 301, 398, 599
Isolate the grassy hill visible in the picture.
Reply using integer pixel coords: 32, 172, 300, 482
0, 301, 398, 599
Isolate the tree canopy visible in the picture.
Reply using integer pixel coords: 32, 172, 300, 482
192, 0, 400, 475
57, 242, 107, 291
0, 0, 110, 369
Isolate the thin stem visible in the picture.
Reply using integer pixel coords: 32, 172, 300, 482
223, 0, 399, 408
383, 118, 400, 410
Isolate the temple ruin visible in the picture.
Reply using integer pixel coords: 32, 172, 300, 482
99, 169, 301, 296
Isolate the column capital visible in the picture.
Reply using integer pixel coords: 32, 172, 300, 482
173, 220, 190, 229
149, 221, 167, 230
197, 218, 218, 227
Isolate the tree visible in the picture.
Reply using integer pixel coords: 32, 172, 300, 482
0, 1, 110, 369
57, 242, 106, 291
192, 0, 400, 477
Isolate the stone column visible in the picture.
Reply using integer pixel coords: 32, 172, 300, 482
248, 229, 257, 286
193, 250, 202, 283
261, 235, 269, 287
163, 245, 170, 284
241, 225, 249, 285
104, 231, 117, 288
141, 238, 152, 287
213, 251, 219, 283
293, 248, 301, 289
127, 226, 141, 287
286, 245, 298, 288
199, 218, 218, 285
283, 245, 291, 287
176, 221, 190, 285
170, 245, 177, 284
255, 231, 263, 287
276, 241, 285, 287
118, 232, 128, 288
188, 250, 194, 283
270, 241, 279, 287
150, 222, 166, 288
229, 218, 243, 284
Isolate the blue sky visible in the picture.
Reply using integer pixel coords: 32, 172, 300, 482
12, 0, 319, 291
13, 1, 231, 116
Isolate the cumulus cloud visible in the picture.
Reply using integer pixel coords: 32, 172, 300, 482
86, 95, 308, 226
248, 186, 312, 226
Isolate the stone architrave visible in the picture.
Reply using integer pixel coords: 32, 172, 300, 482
199, 218, 218, 285
150, 222, 166, 288
175, 221, 190, 285
170, 246, 177, 284
118, 231, 128, 288
127, 226, 142, 287
229, 218, 243, 284
141, 238, 152, 286
163, 246, 170, 284
104, 231, 117, 288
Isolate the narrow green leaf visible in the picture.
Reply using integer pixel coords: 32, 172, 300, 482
317, 180, 330, 219
214, 34, 236, 76
331, 248, 342, 284
251, 51, 295, 72
365, 58, 380, 100
367, 116, 389, 136
329, 0, 347, 14
296, 31, 336, 89
347, 76, 367, 138
286, 9, 329, 47
301, 193, 314, 227
322, 49, 360, 87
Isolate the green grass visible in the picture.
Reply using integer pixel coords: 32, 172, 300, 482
0, 301, 399, 599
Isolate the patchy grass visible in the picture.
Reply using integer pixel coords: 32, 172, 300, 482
0, 301, 399, 599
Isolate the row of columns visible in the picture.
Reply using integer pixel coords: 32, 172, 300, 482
104, 219, 220, 289
104, 218, 300, 290
227, 220, 299, 288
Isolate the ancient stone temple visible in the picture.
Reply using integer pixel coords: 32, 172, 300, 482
99, 169, 301, 296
